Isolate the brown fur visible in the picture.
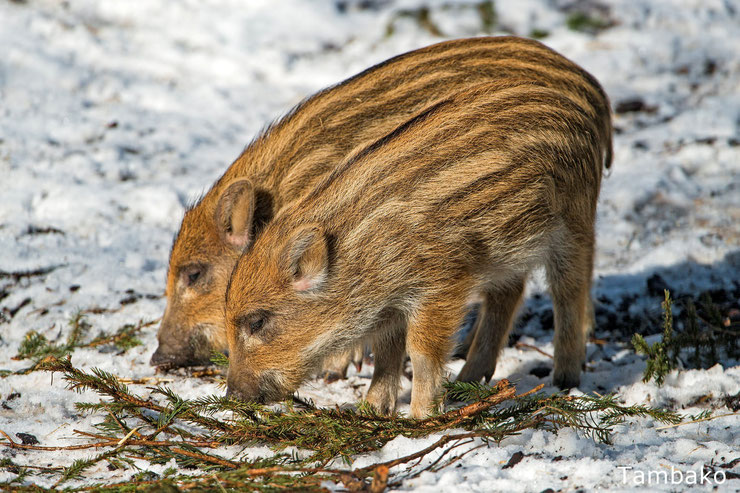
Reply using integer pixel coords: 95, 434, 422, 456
225, 79, 612, 417
153, 37, 613, 378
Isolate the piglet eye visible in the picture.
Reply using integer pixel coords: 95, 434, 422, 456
249, 318, 264, 334
181, 264, 208, 287
237, 310, 271, 336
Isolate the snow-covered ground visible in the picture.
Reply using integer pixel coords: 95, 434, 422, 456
1, 0, 738, 490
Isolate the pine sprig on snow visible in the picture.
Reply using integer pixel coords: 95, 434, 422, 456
0, 356, 683, 490
6, 313, 157, 376
632, 289, 740, 386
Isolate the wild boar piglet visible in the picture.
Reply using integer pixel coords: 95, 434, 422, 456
153, 36, 611, 377
225, 80, 612, 417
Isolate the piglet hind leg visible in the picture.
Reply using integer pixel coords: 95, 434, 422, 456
547, 226, 595, 390
406, 299, 466, 418
364, 320, 406, 415
321, 345, 364, 383
456, 277, 526, 383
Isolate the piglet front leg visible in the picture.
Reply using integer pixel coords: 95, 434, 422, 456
406, 296, 466, 418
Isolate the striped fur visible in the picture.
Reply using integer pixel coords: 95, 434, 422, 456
225, 81, 612, 417
153, 37, 613, 381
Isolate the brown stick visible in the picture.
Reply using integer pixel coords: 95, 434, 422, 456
357, 385, 544, 476
424, 438, 475, 472
168, 447, 238, 469
370, 464, 389, 493
73, 429, 114, 441
430, 443, 486, 473
226, 466, 352, 477
119, 376, 174, 385
0, 429, 220, 451
118, 438, 221, 448
419, 379, 517, 428
517, 383, 545, 398
357, 431, 489, 473
515, 342, 554, 359
0, 429, 109, 451
87, 319, 159, 348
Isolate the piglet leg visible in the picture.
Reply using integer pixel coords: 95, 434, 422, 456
365, 310, 406, 414
406, 297, 466, 418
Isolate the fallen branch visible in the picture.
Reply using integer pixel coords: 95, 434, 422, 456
420, 379, 518, 429
0, 429, 220, 451
515, 342, 554, 359
0, 357, 680, 490
168, 447, 239, 469
358, 431, 486, 473
87, 319, 159, 348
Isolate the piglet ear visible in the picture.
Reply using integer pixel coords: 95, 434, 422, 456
215, 179, 255, 248
283, 224, 329, 292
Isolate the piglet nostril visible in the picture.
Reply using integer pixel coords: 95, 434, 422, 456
225, 385, 243, 401
225, 382, 260, 403
150, 347, 178, 371
149, 347, 167, 366
225, 381, 239, 398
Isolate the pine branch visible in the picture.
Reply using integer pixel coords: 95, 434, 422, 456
3, 357, 680, 490
0, 429, 222, 452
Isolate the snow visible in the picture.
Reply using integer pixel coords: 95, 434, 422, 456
1, 0, 738, 490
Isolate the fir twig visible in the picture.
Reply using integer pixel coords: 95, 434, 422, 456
632, 289, 678, 386
633, 289, 739, 386
655, 412, 740, 430
7, 315, 158, 377
0, 356, 682, 490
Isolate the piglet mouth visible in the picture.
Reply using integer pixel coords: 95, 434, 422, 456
226, 370, 288, 404
149, 349, 177, 370
225, 386, 264, 404
149, 348, 215, 371
151, 324, 219, 370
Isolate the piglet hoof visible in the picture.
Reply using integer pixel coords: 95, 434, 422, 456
368, 399, 394, 416
552, 370, 581, 390
320, 352, 353, 381
409, 400, 443, 419
365, 388, 397, 415
456, 361, 494, 384
321, 371, 343, 384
